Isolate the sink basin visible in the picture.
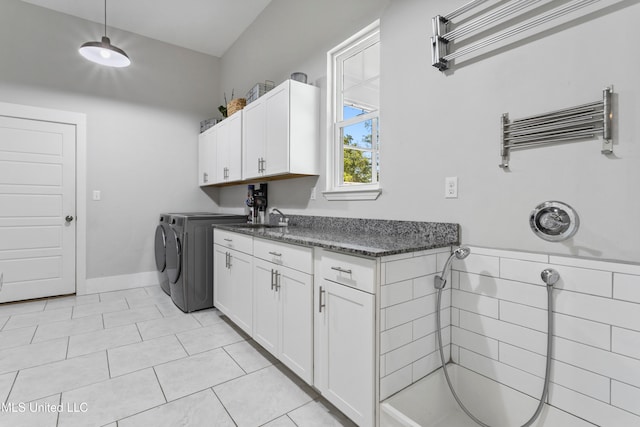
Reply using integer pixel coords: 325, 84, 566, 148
232, 224, 286, 229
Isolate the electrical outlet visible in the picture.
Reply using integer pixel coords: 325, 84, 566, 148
92, 190, 101, 201
310, 187, 317, 200
445, 177, 458, 198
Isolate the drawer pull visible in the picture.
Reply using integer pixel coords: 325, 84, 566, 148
223, 238, 233, 242
319, 286, 326, 312
268, 251, 282, 257
331, 266, 352, 274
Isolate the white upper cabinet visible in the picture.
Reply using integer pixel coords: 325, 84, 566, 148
242, 79, 319, 180
215, 111, 243, 183
198, 126, 216, 186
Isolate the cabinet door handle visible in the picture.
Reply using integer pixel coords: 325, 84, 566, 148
225, 252, 232, 269
268, 251, 282, 257
331, 266, 352, 274
270, 269, 275, 290
318, 286, 326, 312
203, 172, 208, 183
0, 272, 3, 292
275, 271, 281, 292
257, 158, 262, 173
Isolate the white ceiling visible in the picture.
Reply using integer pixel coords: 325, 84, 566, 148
21, 0, 272, 57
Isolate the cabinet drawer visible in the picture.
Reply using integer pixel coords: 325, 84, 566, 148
214, 229, 253, 254
321, 251, 377, 294
254, 238, 313, 274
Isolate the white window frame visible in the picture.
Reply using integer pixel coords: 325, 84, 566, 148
324, 20, 381, 201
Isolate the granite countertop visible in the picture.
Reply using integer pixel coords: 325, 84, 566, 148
215, 215, 459, 257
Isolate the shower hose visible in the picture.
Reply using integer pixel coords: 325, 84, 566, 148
435, 275, 554, 427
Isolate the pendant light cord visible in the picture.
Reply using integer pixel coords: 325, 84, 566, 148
104, 0, 107, 37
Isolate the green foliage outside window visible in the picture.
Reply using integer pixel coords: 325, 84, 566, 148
343, 134, 372, 183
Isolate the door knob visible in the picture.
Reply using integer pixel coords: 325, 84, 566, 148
65, 215, 74, 223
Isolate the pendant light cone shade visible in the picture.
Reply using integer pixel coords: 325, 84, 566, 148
78, 0, 130, 67
79, 36, 130, 67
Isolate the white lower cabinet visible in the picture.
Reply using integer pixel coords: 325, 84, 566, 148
213, 240, 253, 336
213, 244, 233, 315
214, 232, 378, 426
315, 250, 378, 426
253, 258, 313, 384
315, 276, 375, 427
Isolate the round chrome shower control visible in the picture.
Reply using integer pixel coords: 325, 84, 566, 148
530, 201, 579, 242
541, 268, 560, 286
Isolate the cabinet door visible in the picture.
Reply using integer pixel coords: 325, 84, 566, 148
214, 120, 227, 183
279, 266, 313, 384
229, 249, 253, 335
216, 112, 243, 183
213, 245, 232, 316
317, 279, 375, 427
198, 128, 216, 186
252, 258, 279, 356
242, 99, 266, 179
264, 84, 290, 176
226, 112, 243, 181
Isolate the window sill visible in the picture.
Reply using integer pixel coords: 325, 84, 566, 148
323, 187, 381, 201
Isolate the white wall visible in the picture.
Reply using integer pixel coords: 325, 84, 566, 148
219, 0, 640, 264
0, 1, 222, 279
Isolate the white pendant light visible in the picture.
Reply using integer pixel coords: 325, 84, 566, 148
79, 0, 130, 68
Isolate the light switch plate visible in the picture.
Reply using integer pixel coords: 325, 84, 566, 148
445, 177, 458, 198
92, 190, 101, 201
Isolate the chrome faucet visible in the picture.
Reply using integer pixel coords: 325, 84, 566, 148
271, 208, 289, 226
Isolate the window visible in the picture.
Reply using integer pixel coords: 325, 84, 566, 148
325, 21, 381, 201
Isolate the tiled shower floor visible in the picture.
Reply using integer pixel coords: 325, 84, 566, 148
0, 286, 355, 427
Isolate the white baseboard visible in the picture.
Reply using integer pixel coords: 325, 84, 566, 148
84, 271, 161, 295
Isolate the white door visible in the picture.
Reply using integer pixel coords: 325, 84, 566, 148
198, 127, 215, 185
252, 258, 279, 356
213, 245, 233, 316
264, 83, 290, 176
229, 249, 253, 336
279, 265, 313, 384
0, 115, 76, 302
225, 112, 243, 181
242, 98, 266, 179
318, 279, 375, 427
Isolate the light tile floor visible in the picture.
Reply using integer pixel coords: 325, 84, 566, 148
0, 286, 356, 427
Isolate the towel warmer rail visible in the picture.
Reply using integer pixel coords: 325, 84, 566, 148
431, 0, 604, 71
499, 87, 613, 168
